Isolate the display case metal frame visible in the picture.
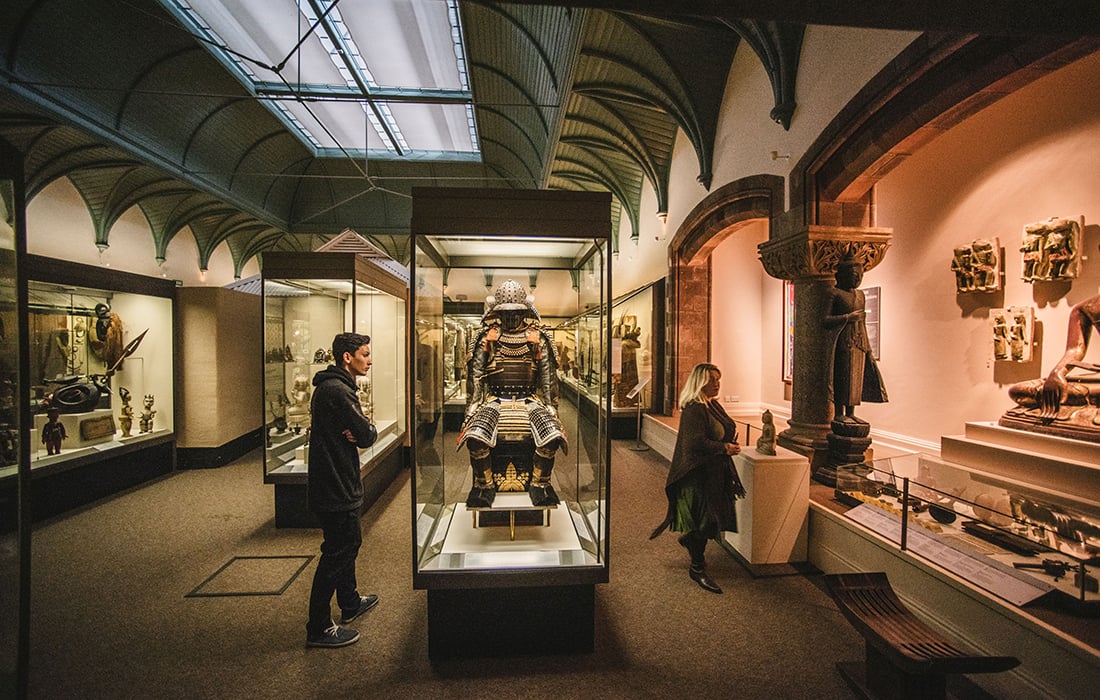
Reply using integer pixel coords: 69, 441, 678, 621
260, 251, 410, 528
410, 187, 612, 657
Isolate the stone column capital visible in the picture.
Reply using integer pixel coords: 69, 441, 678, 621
758, 225, 892, 281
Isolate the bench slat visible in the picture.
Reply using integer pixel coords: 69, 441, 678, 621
825, 572, 1020, 676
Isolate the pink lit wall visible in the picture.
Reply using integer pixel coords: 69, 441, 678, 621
871, 51, 1100, 446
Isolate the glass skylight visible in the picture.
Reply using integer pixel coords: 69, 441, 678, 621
161, 0, 479, 159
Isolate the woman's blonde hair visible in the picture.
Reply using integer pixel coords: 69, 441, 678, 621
678, 363, 720, 408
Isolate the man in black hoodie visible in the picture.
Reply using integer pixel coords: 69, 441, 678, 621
305, 332, 379, 648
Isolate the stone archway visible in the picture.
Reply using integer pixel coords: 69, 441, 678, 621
663, 175, 784, 414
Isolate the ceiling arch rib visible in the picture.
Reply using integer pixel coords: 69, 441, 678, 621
551, 158, 633, 249
226, 226, 286, 279
554, 150, 636, 215
563, 99, 663, 213
152, 197, 238, 263
66, 165, 143, 247
478, 136, 538, 186
188, 211, 262, 271
461, 1, 583, 189
24, 140, 138, 197
574, 56, 693, 184
69, 168, 191, 249
555, 138, 641, 237
475, 105, 545, 171
227, 130, 296, 190
719, 19, 804, 129
468, 0, 563, 94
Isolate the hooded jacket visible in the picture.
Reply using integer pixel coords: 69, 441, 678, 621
308, 365, 378, 513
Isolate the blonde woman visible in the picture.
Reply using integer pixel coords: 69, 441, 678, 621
650, 363, 745, 593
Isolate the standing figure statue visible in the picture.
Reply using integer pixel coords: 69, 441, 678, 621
139, 394, 156, 433
1020, 225, 1045, 281
950, 244, 972, 292
118, 386, 134, 437
823, 255, 888, 425
42, 407, 67, 455
992, 312, 1010, 361
458, 279, 567, 508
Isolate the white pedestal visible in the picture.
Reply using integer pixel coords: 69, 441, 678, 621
33, 408, 115, 453
723, 445, 810, 575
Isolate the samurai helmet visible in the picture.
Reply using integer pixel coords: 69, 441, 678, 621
485, 279, 536, 314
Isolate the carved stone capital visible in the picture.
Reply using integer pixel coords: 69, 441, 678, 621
758, 225, 892, 281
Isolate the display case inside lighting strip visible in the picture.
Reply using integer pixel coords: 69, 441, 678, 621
260, 252, 408, 528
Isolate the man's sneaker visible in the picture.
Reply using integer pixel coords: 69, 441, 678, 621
306, 624, 360, 648
340, 594, 379, 624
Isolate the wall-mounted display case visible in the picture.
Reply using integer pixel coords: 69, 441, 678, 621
835, 453, 1098, 615
16, 256, 176, 520
261, 252, 408, 528
410, 187, 612, 658
554, 282, 663, 438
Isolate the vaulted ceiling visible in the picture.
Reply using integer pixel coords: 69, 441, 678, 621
1, 1, 1097, 276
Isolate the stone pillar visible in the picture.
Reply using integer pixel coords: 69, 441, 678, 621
664, 249, 711, 415
758, 226, 891, 481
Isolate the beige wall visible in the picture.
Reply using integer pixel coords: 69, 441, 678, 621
175, 287, 262, 448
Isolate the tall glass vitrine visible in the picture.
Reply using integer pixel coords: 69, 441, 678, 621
261, 252, 408, 527
0, 154, 26, 699
409, 188, 612, 657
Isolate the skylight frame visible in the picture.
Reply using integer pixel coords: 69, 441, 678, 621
159, 0, 480, 160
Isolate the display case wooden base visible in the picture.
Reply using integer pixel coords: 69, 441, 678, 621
26, 436, 174, 522
272, 443, 406, 528
426, 584, 595, 659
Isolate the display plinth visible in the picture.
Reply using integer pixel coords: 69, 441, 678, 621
426, 584, 594, 659
723, 445, 811, 576
941, 421, 1100, 501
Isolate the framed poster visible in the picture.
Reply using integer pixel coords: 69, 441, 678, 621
864, 286, 881, 360
782, 280, 795, 382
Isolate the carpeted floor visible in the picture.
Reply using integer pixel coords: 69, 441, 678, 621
28, 440, 864, 699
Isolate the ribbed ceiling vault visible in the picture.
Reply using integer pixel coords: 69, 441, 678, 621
2, 0, 1097, 275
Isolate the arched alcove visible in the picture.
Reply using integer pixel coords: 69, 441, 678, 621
663, 175, 784, 413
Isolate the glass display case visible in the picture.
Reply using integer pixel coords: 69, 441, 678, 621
22, 269, 174, 475
261, 252, 408, 527
553, 282, 661, 438
0, 167, 24, 697
835, 453, 1098, 614
410, 189, 612, 603
413, 235, 609, 581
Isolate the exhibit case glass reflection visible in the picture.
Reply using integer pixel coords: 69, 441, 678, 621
410, 189, 612, 600
261, 252, 408, 526
553, 281, 662, 440
835, 453, 1099, 615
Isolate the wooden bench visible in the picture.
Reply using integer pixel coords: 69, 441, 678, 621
824, 572, 1020, 700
